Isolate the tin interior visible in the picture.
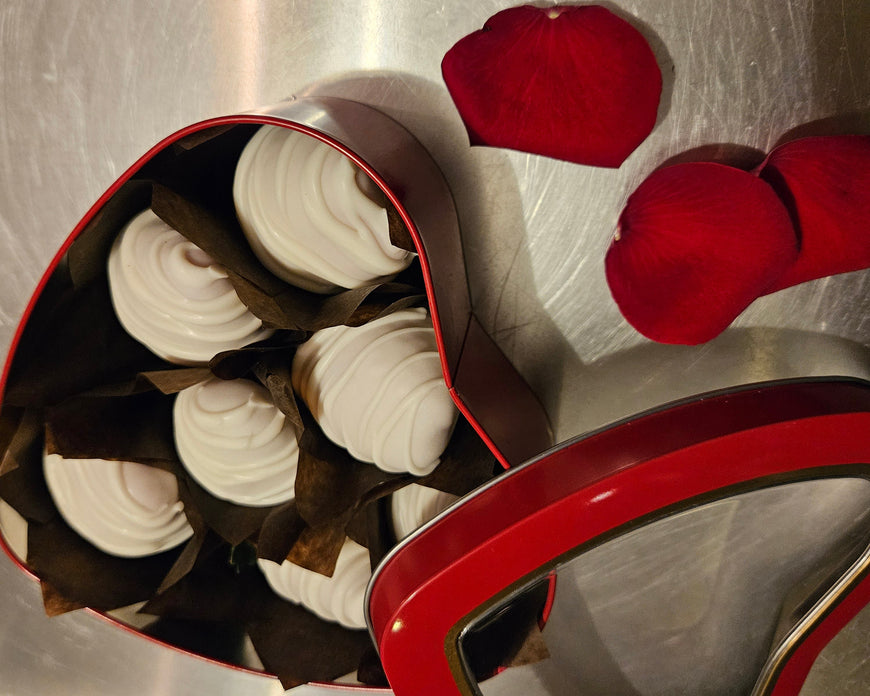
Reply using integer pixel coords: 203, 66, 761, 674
1, 1, 869, 694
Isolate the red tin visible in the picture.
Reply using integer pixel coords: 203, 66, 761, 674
370, 377, 870, 695
0, 97, 551, 690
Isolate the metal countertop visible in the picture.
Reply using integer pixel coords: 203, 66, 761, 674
1, 1, 868, 694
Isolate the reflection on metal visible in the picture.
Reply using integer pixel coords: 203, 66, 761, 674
752, 535, 870, 695
463, 479, 870, 696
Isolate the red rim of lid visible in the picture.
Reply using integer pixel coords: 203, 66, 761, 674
369, 377, 870, 696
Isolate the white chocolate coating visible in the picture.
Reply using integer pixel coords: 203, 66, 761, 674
108, 209, 273, 365
233, 125, 414, 293
292, 308, 458, 476
173, 377, 299, 507
43, 453, 192, 558
258, 537, 370, 629
390, 483, 459, 540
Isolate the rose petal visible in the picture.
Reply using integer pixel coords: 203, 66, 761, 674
441, 4, 662, 167
757, 135, 870, 292
605, 162, 798, 344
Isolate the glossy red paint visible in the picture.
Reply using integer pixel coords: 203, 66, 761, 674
369, 379, 870, 695
769, 570, 870, 695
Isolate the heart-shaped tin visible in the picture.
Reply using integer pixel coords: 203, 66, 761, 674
0, 96, 552, 690
371, 377, 870, 696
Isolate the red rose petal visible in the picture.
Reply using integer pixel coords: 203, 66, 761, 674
441, 4, 662, 168
757, 135, 870, 292
605, 162, 798, 345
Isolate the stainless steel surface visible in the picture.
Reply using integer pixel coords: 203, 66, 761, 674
0, 1, 868, 694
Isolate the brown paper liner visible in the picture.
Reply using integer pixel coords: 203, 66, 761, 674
294, 409, 407, 528
156, 486, 213, 595
141, 124, 258, 216
171, 124, 237, 153
140, 542, 376, 689
274, 404, 408, 573
357, 645, 391, 687
67, 179, 153, 289
142, 618, 251, 669
249, 398, 408, 574
26, 514, 184, 612
42, 582, 89, 617
150, 182, 288, 300
44, 391, 179, 467
251, 359, 305, 432
183, 474, 284, 547
283, 522, 348, 576
139, 543, 268, 673
256, 500, 307, 565
0, 408, 55, 524
245, 565, 375, 689
138, 367, 215, 395
141, 539, 253, 623
505, 626, 551, 668
1, 277, 172, 409
386, 200, 417, 253
209, 335, 307, 384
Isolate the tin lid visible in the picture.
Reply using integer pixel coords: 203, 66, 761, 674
368, 377, 870, 696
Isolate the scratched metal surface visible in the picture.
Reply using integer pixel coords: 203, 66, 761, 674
0, 1, 868, 694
